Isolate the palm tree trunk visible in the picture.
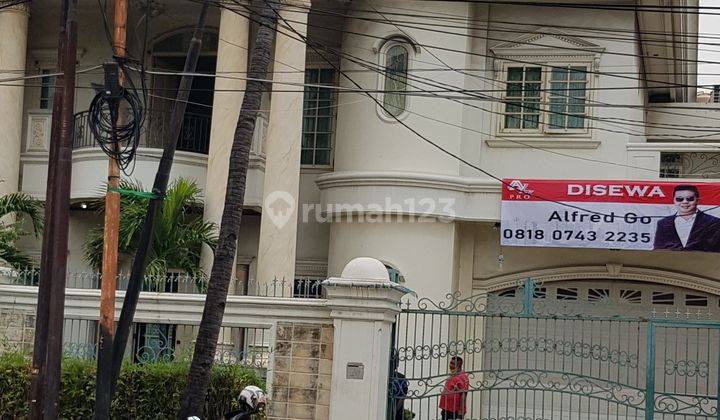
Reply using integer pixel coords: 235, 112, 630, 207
177, 4, 277, 418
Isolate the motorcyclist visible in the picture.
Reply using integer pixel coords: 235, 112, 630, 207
224, 385, 267, 420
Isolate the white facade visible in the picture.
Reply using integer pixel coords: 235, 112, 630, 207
2, 0, 717, 307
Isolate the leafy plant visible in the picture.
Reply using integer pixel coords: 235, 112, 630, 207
83, 178, 217, 278
0, 192, 43, 269
0, 353, 264, 418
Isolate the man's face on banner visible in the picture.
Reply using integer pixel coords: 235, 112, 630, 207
674, 189, 699, 216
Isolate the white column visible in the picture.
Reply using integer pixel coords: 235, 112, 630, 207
324, 257, 408, 420
0, 3, 30, 197
255, 4, 309, 294
201, 8, 250, 273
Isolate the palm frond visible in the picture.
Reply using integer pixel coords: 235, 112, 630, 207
0, 193, 43, 235
83, 177, 216, 276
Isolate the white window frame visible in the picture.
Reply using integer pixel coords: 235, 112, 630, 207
497, 59, 595, 137
376, 39, 414, 122
301, 65, 337, 170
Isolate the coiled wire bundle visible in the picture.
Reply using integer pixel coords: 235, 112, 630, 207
88, 61, 145, 174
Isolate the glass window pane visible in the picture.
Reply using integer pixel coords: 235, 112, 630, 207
387, 45, 408, 72
304, 100, 317, 116
384, 93, 406, 116
523, 99, 540, 113
316, 117, 332, 133
549, 104, 566, 127
568, 103, 585, 114
303, 117, 315, 132
507, 67, 523, 81
315, 133, 331, 149
522, 114, 539, 129
524, 83, 540, 98
505, 115, 520, 129
319, 87, 332, 100
549, 112, 565, 129
506, 101, 521, 113
318, 100, 333, 116
549, 82, 567, 98
569, 82, 586, 97
567, 115, 584, 128
305, 88, 318, 101
303, 67, 336, 165
551, 67, 567, 81
506, 83, 522, 97
301, 149, 314, 165
320, 68, 335, 84
315, 150, 331, 165
570, 67, 587, 80
302, 133, 314, 148
525, 67, 541, 81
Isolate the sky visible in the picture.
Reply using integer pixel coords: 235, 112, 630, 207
697, 0, 720, 88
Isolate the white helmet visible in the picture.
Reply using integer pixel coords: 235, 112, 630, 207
239, 385, 267, 411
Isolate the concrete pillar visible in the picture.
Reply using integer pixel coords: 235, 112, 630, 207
0, 3, 30, 197
201, 8, 250, 273
255, 4, 309, 295
324, 257, 408, 420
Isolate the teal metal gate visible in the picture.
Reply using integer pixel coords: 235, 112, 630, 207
388, 280, 720, 420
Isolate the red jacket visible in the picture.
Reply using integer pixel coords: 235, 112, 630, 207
439, 371, 469, 414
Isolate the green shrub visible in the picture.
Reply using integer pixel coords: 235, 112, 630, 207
0, 353, 264, 419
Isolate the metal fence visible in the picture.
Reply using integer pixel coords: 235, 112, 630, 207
72, 110, 212, 155
389, 280, 720, 420
0, 268, 325, 299
1, 310, 271, 370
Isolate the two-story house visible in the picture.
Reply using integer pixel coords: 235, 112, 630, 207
1, 0, 718, 338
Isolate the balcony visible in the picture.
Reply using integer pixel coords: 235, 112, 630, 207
660, 152, 720, 179
20, 110, 268, 201
73, 110, 212, 154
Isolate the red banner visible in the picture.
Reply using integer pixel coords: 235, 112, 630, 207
501, 179, 720, 253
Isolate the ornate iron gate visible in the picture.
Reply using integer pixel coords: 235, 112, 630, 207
388, 280, 720, 420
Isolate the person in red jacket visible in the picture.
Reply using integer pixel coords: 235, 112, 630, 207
439, 356, 470, 419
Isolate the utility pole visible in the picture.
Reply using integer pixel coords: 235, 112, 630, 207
28, 0, 78, 418
108, 1, 210, 398
93, 0, 125, 417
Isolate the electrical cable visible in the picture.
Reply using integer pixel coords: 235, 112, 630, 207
86, 0, 150, 175
87, 67, 144, 173
257, 0, 720, 220
212, 4, 720, 139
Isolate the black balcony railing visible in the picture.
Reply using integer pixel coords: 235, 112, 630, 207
72, 110, 211, 155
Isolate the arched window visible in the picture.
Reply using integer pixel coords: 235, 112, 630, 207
382, 44, 409, 117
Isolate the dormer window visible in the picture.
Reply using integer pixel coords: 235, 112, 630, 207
502, 64, 589, 132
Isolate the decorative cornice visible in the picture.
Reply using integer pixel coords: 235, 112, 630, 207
474, 265, 720, 296
627, 142, 720, 152
486, 139, 601, 149
316, 171, 501, 194
490, 26, 605, 57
